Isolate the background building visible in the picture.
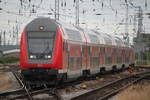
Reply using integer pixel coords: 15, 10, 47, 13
134, 32, 150, 65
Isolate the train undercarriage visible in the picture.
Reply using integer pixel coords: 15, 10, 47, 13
21, 63, 135, 88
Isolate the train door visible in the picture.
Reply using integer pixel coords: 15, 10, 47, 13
67, 43, 82, 79
63, 41, 69, 71
122, 48, 125, 65
86, 45, 91, 71
82, 45, 87, 71
100, 46, 104, 65
112, 47, 115, 65
101, 47, 105, 65
90, 46, 100, 74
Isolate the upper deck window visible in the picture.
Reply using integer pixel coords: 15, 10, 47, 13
115, 39, 122, 46
104, 37, 112, 45
65, 28, 82, 41
88, 34, 100, 44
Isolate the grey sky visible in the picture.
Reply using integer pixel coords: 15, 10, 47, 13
0, 0, 149, 45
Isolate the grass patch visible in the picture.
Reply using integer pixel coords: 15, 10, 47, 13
0, 56, 19, 64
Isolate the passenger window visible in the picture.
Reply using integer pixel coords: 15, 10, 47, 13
77, 57, 82, 67
117, 57, 122, 63
65, 28, 82, 41
91, 57, 99, 67
102, 47, 105, 56
104, 37, 112, 45
69, 57, 74, 68
125, 57, 129, 63
82, 46, 86, 55
115, 39, 121, 46
88, 47, 91, 55
69, 57, 82, 68
106, 56, 112, 64
88, 34, 100, 44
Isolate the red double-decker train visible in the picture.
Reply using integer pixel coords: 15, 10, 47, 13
20, 17, 135, 84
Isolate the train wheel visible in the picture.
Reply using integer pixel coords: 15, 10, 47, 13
82, 70, 90, 80
30, 84, 37, 89
61, 74, 67, 83
59, 74, 67, 87
82, 70, 87, 77
112, 66, 117, 74
121, 64, 125, 71
81, 70, 86, 80
100, 68, 105, 75
130, 63, 135, 67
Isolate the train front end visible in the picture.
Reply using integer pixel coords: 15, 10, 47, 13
20, 18, 63, 84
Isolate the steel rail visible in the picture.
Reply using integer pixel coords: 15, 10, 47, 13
98, 75, 148, 100
0, 71, 62, 100
70, 71, 150, 100
0, 67, 149, 100
13, 72, 33, 100
12, 87, 64, 100
11, 88, 50, 99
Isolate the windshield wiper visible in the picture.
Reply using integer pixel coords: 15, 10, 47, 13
42, 41, 50, 54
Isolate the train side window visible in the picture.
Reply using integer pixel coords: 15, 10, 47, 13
99, 47, 101, 55
106, 56, 112, 64
91, 56, 99, 67
65, 28, 82, 41
102, 47, 105, 56
113, 48, 116, 55
115, 39, 121, 46
82, 46, 86, 55
104, 37, 112, 45
77, 57, 82, 67
88, 47, 91, 55
125, 57, 129, 63
117, 57, 122, 63
101, 47, 103, 55
105, 47, 107, 56
69, 57, 74, 68
88, 34, 100, 44
69, 57, 82, 68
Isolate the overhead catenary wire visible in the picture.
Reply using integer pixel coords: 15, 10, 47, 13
0, 0, 146, 45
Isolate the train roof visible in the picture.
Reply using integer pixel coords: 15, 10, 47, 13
58, 21, 127, 47
25, 17, 129, 47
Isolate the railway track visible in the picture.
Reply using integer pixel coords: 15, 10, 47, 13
0, 66, 150, 100
0, 64, 19, 72
70, 70, 150, 100
0, 71, 62, 100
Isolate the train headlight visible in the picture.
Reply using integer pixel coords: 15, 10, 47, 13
30, 55, 36, 59
45, 55, 51, 59
39, 26, 44, 30
47, 55, 51, 59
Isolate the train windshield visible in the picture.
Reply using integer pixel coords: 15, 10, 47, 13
27, 32, 55, 54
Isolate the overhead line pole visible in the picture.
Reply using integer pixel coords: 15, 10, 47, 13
137, 7, 143, 38
75, 0, 79, 26
55, 0, 59, 21
3, 31, 6, 46
125, 0, 129, 44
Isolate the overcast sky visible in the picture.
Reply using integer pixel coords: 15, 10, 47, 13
0, 0, 150, 45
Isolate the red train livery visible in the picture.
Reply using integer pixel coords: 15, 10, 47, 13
20, 17, 135, 84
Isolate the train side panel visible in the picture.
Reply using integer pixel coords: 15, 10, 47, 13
20, 30, 28, 69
